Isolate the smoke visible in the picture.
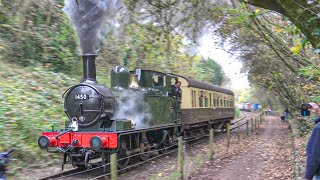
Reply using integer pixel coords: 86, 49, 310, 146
112, 90, 152, 129
63, 0, 126, 54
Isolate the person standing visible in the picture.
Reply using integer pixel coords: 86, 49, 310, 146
305, 102, 320, 180
172, 81, 182, 119
284, 107, 290, 120
172, 81, 182, 99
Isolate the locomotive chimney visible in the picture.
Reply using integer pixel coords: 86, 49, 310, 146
82, 54, 97, 84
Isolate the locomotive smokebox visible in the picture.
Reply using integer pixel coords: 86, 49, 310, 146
82, 54, 97, 84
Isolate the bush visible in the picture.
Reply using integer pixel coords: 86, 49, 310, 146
0, 61, 78, 165
235, 108, 241, 118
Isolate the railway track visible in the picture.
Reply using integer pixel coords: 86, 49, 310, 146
39, 112, 258, 180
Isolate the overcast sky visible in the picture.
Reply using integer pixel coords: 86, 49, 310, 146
198, 33, 249, 90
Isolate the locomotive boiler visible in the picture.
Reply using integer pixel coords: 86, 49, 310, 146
38, 54, 235, 169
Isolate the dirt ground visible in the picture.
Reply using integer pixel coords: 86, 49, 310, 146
188, 115, 293, 180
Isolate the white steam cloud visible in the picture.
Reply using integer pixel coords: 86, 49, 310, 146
63, 0, 126, 54
112, 90, 152, 129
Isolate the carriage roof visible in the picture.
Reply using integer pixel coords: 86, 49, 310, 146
177, 76, 234, 96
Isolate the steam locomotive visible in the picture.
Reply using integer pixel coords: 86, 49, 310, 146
38, 54, 235, 169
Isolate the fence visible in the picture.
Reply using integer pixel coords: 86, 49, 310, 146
177, 114, 264, 179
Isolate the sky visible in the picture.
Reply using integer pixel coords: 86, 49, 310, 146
198, 33, 250, 90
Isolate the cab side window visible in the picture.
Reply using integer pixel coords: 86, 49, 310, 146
153, 73, 165, 87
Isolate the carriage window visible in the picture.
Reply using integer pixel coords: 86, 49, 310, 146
220, 99, 223, 107
191, 91, 194, 107
199, 91, 204, 107
191, 90, 196, 107
194, 91, 197, 107
205, 97, 208, 107
209, 93, 212, 107
201, 91, 208, 107
227, 100, 229, 107
199, 97, 203, 107
213, 98, 216, 107
153, 73, 165, 86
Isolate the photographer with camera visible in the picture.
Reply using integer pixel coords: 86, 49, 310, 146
305, 102, 320, 180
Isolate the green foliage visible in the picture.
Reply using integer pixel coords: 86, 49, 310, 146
92, 22, 205, 80
197, 58, 225, 85
0, 0, 80, 74
234, 89, 255, 103
293, 118, 314, 137
235, 108, 241, 118
312, 28, 320, 37
0, 60, 78, 165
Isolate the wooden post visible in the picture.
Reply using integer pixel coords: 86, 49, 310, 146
251, 118, 254, 132
209, 129, 214, 161
111, 153, 117, 180
178, 136, 184, 180
237, 123, 240, 142
255, 117, 257, 129
227, 123, 230, 148
246, 120, 249, 136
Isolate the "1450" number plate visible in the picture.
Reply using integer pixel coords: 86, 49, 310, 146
74, 94, 89, 100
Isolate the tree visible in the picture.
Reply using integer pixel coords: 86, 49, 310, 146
211, 3, 318, 108
0, 0, 80, 74
244, 0, 320, 49
197, 58, 225, 86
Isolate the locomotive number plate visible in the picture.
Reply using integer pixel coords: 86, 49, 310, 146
74, 94, 89, 100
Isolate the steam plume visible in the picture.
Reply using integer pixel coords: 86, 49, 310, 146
63, 0, 125, 54
112, 90, 152, 129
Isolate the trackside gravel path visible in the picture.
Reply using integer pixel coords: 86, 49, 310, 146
188, 115, 293, 180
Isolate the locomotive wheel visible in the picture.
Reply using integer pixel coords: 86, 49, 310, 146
71, 156, 86, 170
75, 164, 86, 170
158, 133, 174, 154
139, 147, 151, 161
158, 145, 167, 154
117, 148, 130, 169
